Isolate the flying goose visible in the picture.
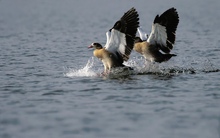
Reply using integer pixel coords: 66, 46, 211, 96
88, 8, 139, 73
134, 7, 179, 63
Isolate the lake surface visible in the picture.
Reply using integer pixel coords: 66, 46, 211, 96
0, 0, 220, 138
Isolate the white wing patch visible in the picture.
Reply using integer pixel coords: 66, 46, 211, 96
105, 31, 111, 47
147, 23, 167, 46
137, 27, 148, 41
105, 29, 126, 55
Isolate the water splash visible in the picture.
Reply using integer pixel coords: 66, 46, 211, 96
65, 57, 98, 77
65, 56, 219, 78
125, 56, 219, 76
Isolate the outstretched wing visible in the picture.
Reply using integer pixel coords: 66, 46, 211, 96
147, 7, 179, 53
105, 7, 139, 61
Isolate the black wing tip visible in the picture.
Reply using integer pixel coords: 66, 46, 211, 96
153, 7, 179, 24
128, 7, 136, 12
126, 7, 138, 14
124, 7, 140, 59
113, 7, 139, 30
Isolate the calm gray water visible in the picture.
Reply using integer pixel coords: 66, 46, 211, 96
1, 0, 220, 138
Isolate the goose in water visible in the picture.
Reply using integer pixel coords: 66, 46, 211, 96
88, 8, 139, 73
134, 7, 179, 63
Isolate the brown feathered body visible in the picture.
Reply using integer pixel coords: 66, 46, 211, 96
93, 49, 123, 71
134, 41, 176, 63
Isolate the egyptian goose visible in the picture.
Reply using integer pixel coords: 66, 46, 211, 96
134, 7, 179, 63
88, 8, 139, 73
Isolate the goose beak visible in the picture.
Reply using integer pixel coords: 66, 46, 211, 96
88, 45, 93, 49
